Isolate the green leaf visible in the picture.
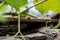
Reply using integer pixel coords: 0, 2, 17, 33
0, 4, 7, 13
34, 0, 60, 14
1, 0, 27, 10
48, 0, 60, 14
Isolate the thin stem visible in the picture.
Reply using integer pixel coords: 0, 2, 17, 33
18, 12, 20, 31
17, 11, 25, 40
46, 21, 51, 27
50, 16, 60, 29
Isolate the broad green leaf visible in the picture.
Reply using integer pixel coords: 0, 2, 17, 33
34, 0, 48, 13
48, 0, 60, 14
34, 0, 60, 14
1, 0, 27, 10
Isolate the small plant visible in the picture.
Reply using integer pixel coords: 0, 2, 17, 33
0, 0, 60, 40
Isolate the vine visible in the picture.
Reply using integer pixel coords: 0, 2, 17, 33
0, 0, 60, 40
6, 0, 47, 40
50, 16, 60, 29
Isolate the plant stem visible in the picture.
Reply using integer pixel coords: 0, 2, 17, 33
50, 16, 60, 29
18, 12, 20, 31
18, 11, 25, 40
20, 0, 47, 14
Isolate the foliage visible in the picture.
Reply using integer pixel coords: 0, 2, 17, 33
0, 0, 27, 10
0, 4, 7, 13
0, 1, 60, 40
0, 0, 60, 29
34, 0, 60, 14
0, 0, 28, 23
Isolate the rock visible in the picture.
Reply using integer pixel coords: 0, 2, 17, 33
38, 27, 57, 40
0, 33, 46, 40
